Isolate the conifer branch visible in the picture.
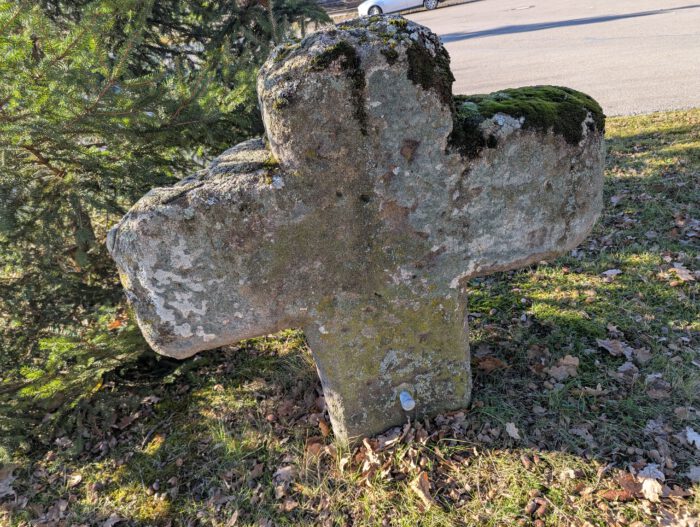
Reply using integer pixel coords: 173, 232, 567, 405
21, 145, 65, 179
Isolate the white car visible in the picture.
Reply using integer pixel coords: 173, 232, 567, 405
357, 0, 438, 16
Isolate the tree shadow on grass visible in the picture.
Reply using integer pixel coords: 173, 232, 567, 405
2, 332, 327, 526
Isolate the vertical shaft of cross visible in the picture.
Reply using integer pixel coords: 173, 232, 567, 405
304, 288, 471, 444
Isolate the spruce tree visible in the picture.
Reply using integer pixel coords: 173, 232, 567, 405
0, 0, 332, 445
0, 0, 270, 335
273, 0, 331, 38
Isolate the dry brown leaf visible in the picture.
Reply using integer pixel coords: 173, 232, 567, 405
659, 508, 700, 527
686, 427, 700, 450
141, 395, 161, 405
57, 498, 69, 513
273, 465, 296, 483
505, 422, 521, 440
103, 513, 124, 527
578, 384, 606, 396
546, 355, 579, 381
606, 323, 623, 337
248, 463, 264, 481
318, 419, 331, 438
306, 442, 322, 457
559, 468, 577, 481
669, 264, 695, 282
641, 478, 663, 502
107, 318, 125, 330
67, 473, 83, 488
572, 384, 606, 397
114, 412, 140, 430
226, 509, 240, 527
338, 455, 350, 473
276, 400, 295, 419
598, 489, 633, 502
409, 471, 434, 509
282, 499, 299, 512
274, 483, 287, 499
666, 485, 692, 498
524, 500, 538, 515
353, 449, 366, 465
647, 389, 671, 399
615, 472, 642, 496
645, 373, 671, 399
362, 437, 381, 466
375, 427, 403, 451
637, 463, 665, 502
0, 464, 17, 499
612, 361, 639, 383
634, 347, 652, 364
602, 269, 622, 278
596, 338, 631, 357
674, 407, 692, 420
596, 339, 651, 364
476, 356, 509, 373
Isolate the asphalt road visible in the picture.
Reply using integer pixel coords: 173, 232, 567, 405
407, 0, 700, 115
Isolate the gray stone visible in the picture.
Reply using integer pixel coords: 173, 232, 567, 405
107, 16, 605, 444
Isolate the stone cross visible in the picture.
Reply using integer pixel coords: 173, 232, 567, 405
107, 16, 605, 444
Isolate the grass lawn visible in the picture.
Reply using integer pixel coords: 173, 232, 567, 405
1, 109, 699, 526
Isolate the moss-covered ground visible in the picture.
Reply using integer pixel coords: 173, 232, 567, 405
1, 109, 699, 526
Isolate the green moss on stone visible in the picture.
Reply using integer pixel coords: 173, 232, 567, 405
406, 41, 455, 108
310, 40, 356, 71
263, 154, 279, 168
450, 86, 605, 158
273, 42, 299, 63
388, 18, 408, 29
381, 47, 399, 65
310, 41, 368, 135
272, 96, 290, 110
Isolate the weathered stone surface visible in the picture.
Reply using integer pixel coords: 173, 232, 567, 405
107, 16, 605, 444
